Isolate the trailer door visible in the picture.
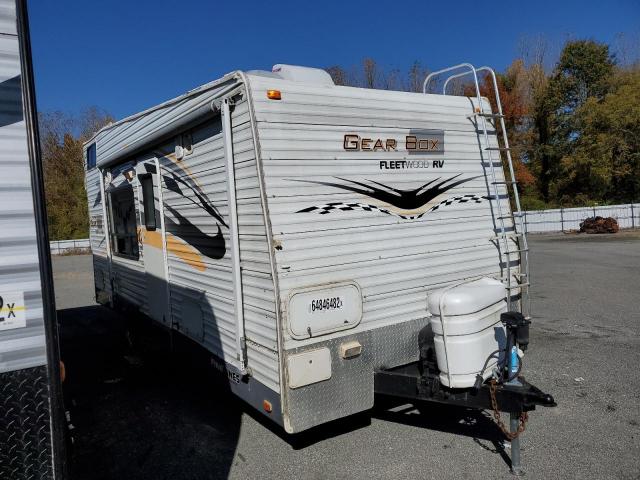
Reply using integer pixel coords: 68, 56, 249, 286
137, 159, 170, 325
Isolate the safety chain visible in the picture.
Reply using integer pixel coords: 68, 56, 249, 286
489, 379, 528, 440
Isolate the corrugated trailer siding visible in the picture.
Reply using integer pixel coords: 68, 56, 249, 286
85, 168, 105, 254
160, 97, 278, 390
0, 16, 46, 373
158, 120, 238, 361
232, 97, 279, 390
250, 80, 493, 129
0, 0, 16, 35
111, 259, 146, 309
85, 166, 111, 297
248, 76, 517, 351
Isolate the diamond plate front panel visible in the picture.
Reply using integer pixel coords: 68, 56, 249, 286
283, 318, 428, 432
0, 365, 54, 479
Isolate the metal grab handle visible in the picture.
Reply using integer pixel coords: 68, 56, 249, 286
423, 63, 478, 94
442, 66, 493, 94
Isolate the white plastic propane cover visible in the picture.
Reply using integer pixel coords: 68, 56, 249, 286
427, 278, 507, 389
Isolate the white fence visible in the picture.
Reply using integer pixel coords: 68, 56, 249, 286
50, 238, 91, 255
49, 204, 639, 254
523, 203, 640, 233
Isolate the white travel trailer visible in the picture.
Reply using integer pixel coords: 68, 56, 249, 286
0, 0, 67, 478
85, 62, 554, 471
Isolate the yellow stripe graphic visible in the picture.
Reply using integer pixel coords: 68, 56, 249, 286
0, 306, 26, 312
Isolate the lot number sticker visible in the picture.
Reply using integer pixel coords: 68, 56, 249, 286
0, 291, 26, 331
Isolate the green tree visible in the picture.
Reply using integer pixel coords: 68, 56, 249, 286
552, 40, 615, 111
531, 40, 615, 202
553, 69, 640, 204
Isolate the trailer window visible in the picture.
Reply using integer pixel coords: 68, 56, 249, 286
86, 143, 96, 169
139, 174, 156, 231
108, 184, 139, 259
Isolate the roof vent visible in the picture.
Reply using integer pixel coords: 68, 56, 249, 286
272, 64, 334, 86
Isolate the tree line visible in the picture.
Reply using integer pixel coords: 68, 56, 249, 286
40, 38, 639, 240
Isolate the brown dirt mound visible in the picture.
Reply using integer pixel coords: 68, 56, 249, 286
579, 216, 619, 234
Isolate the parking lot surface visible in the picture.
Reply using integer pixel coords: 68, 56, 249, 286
53, 232, 640, 480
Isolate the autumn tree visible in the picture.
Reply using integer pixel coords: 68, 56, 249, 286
40, 107, 113, 240
459, 62, 537, 203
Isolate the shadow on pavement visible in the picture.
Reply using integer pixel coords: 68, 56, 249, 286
58, 305, 241, 480
372, 396, 512, 468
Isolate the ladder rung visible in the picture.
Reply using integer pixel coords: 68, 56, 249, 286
506, 282, 530, 288
469, 112, 505, 118
493, 231, 524, 238
485, 147, 511, 151
502, 273, 527, 280
504, 249, 529, 254
492, 234, 524, 241
491, 181, 518, 185
497, 213, 523, 219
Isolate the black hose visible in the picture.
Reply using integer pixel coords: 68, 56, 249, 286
476, 348, 524, 384
478, 349, 503, 378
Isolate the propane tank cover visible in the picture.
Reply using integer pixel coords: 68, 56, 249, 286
428, 278, 507, 388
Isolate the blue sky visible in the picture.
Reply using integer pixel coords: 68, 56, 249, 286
30, 0, 639, 120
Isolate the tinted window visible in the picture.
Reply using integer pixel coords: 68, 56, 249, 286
86, 143, 96, 170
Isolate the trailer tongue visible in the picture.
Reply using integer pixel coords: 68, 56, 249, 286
375, 310, 556, 475
375, 365, 556, 417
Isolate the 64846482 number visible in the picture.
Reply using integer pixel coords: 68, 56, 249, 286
310, 297, 343, 312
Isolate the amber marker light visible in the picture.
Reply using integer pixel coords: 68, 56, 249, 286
267, 89, 282, 100
263, 400, 273, 413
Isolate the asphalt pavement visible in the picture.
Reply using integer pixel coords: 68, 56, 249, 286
52, 231, 640, 480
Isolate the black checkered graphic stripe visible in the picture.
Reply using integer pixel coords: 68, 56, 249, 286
298, 195, 486, 220
427, 194, 486, 212
298, 202, 394, 216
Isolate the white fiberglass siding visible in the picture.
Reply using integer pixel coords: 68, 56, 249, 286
247, 76, 516, 351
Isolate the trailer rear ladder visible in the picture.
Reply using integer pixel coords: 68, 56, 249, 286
424, 64, 531, 320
